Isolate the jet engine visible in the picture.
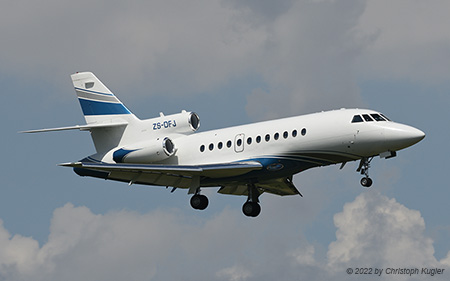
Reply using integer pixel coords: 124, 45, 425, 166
113, 137, 176, 163
149, 110, 200, 135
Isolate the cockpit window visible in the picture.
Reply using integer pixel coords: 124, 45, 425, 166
362, 114, 374, 122
370, 113, 386, 121
353, 112, 392, 123
352, 115, 364, 123
380, 113, 391, 121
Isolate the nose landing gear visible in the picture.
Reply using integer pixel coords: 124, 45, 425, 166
357, 157, 373, 188
360, 176, 373, 188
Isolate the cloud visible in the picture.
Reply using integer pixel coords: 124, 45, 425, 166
327, 191, 448, 274
0, 0, 267, 96
244, 0, 369, 120
2, 0, 448, 119
0, 192, 448, 281
216, 265, 253, 281
0, 0, 378, 117
0, 203, 310, 281
356, 0, 450, 84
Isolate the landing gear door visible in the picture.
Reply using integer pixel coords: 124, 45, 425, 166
234, 134, 245, 153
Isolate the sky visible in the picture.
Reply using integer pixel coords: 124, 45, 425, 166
1, 0, 450, 280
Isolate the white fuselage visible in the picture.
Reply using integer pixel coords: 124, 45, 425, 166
96, 108, 424, 176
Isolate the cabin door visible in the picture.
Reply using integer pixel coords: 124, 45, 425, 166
234, 134, 245, 153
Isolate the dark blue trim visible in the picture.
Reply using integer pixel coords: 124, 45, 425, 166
113, 148, 138, 163
74, 167, 109, 179
75, 87, 114, 96
78, 98, 131, 116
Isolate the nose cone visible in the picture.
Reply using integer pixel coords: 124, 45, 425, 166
406, 127, 426, 144
384, 123, 425, 151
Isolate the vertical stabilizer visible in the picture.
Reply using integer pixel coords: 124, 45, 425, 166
71, 72, 138, 124
71, 72, 139, 155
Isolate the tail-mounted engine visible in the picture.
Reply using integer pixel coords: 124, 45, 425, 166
113, 137, 176, 163
150, 110, 200, 135
111, 111, 199, 163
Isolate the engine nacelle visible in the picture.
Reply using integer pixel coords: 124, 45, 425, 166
149, 110, 200, 135
113, 137, 176, 163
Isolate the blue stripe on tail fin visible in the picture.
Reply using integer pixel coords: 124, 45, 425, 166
78, 98, 132, 115
71, 72, 133, 118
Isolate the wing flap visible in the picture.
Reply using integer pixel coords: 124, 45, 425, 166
218, 177, 301, 197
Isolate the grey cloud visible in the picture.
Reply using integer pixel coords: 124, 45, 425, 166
356, 0, 450, 84
222, 0, 294, 24
0, 0, 266, 97
1, 0, 449, 117
245, 0, 369, 120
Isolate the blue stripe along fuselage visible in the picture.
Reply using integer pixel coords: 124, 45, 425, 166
200, 157, 317, 186
73, 151, 358, 187
78, 98, 131, 115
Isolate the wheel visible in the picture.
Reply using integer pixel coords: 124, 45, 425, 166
360, 177, 373, 188
242, 202, 261, 217
190, 194, 209, 210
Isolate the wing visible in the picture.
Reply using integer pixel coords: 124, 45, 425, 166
60, 161, 263, 189
218, 176, 302, 197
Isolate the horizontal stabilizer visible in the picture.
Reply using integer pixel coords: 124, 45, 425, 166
20, 122, 128, 133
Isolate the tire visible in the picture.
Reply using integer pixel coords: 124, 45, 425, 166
360, 177, 373, 188
242, 202, 261, 217
190, 194, 209, 210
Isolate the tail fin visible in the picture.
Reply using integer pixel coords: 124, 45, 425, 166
71, 72, 138, 155
71, 72, 137, 124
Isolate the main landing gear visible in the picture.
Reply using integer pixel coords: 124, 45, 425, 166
242, 184, 261, 217
357, 157, 373, 188
189, 185, 262, 217
190, 193, 209, 210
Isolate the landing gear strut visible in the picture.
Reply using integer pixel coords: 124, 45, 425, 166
357, 157, 373, 188
242, 184, 261, 217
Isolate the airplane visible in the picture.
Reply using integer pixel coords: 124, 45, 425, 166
23, 72, 425, 217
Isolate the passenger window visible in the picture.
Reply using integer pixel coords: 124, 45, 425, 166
256, 136, 261, 143
292, 130, 298, 137
265, 134, 270, 142
274, 133, 279, 140
283, 131, 288, 139
301, 128, 307, 136
218, 142, 223, 149
237, 139, 242, 147
352, 115, 364, 123
370, 114, 386, 121
200, 145, 205, 152
227, 140, 232, 148
362, 114, 374, 122
209, 143, 214, 151
247, 137, 252, 145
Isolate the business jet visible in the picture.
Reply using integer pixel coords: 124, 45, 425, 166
23, 72, 425, 217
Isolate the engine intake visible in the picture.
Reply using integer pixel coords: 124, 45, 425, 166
113, 137, 176, 163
